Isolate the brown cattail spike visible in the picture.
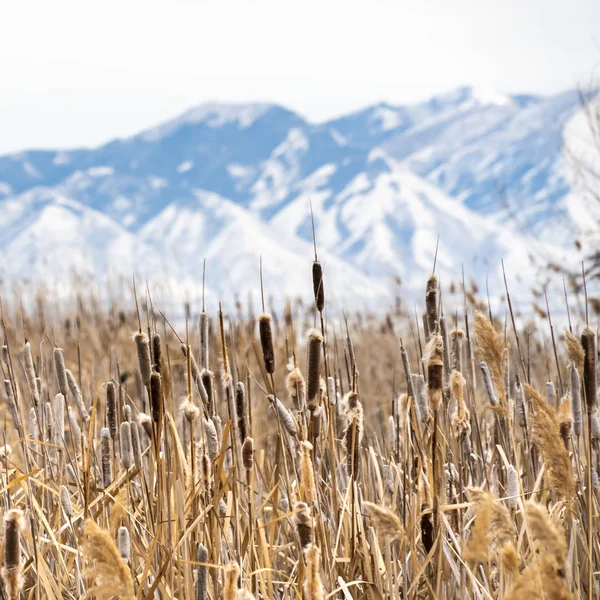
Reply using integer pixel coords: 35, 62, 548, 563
235, 382, 247, 441
306, 329, 323, 411
106, 381, 117, 441
581, 327, 596, 410
425, 275, 438, 338
312, 261, 325, 312
2, 509, 25, 600
134, 331, 152, 387
242, 437, 254, 471
258, 314, 275, 374
150, 371, 162, 424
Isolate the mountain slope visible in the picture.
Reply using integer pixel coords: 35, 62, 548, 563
0, 87, 593, 305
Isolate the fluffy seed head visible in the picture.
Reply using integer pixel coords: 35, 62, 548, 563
134, 331, 152, 386
242, 437, 254, 471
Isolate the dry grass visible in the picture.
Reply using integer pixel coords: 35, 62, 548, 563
0, 262, 598, 599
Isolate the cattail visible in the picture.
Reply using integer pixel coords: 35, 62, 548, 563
451, 328, 465, 373
196, 543, 208, 600
224, 562, 239, 600
514, 379, 527, 428
53, 347, 68, 396
123, 404, 131, 422
242, 437, 254, 471
294, 502, 313, 549
200, 312, 209, 369
286, 367, 306, 411
150, 371, 162, 424
44, 401, 55, 446
546, 381, 555, 405
23, 340, 40, 407
312, 261, 325, 312
450, 370, 470, 440
327, 376, 336, 406
120, 422, 133, 469
581, 327, 597, 410
571, 364, 582, 436
591, 410, 600, 439
267, 395, 298, 437
28, 407, 38, 440
306, 329, 323, 410
304, 545, 325, 600
130, 421, 143, 470
101, 427, 112, 489
67, 406, 82, 455
53, 393, 65, 446
134, 331, 152, 387
413, 373, 428, 423
4, 380, 21, 433
425, 275, 438, 338
106, 381, 117, 441
387, 415, 396, 451
420, 505, 434, 554
344, 395, 363, 480
1, 509, 24, 600
203, 418, 220, 461
235, 382, 247, 441
60, 485, 74, 518
117, 526, 131, 562
1, 344, 9, 367
593, 469, 599, 491
311, 405, 323, 440
66, 369, 88, 422
506, 465, 519, 509
480, 361, 498, 406
152, 332, 162, 371
301, 441, 317, 504
182, 400, 200, 423
218, 498, 228, 517
201, 369, 213, 412
258, 314, 276, 375
138, 413, 153, 440
423, 333, 443, 410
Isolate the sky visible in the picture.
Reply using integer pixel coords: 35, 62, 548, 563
1, 0, 600, 154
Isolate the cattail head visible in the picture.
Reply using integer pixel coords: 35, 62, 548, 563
312, 261, 325, 312
66, 369, 88, 422
267, 395, 298, 438
258, 314, 275, 374
117, 526, 131, 562
423, 333, 443, 410
506, 465, 519, 509
150, 371, 162, 424
306, 329, 323, 411
235, 382, 247, 441
152, 332, 162, 372
242, 437, 254, 471
480, 361, 498, 406
100, 427, 113, 489
203, 418, 220, 461
196, 543, 208, 600
138, 413, 153, 440
120, 422, 133, 469
286, 367, 306, 411
130, 421, 143, 471
294, 502, 313, 549
106, 381, 117, 441
60, 485, 74, 518
425, 275, 438, 337
557, 395, 573, 449
133, 331, 152, 387
53, 347, 68, 396
581, 327, 597, 410
1, 508, 25, 600
53, 393, 65, 446
23, 340, 40, 407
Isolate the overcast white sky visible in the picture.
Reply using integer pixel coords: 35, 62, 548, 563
1, 0, 599, 154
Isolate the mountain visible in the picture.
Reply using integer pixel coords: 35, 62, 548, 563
0, 86, 594, 308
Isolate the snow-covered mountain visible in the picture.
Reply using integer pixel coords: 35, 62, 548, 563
0, 86, 595, 308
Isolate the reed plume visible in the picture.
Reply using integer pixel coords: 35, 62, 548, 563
304, 545, 325, 600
